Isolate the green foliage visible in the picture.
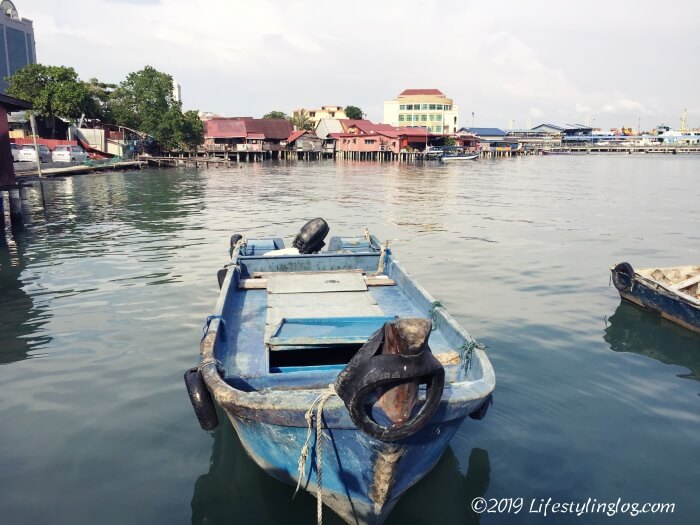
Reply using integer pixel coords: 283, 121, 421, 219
290, 109, 314, 131
5, 63, 97, 119
263, 110, 288, 120
444, 136, 456, 146
181, 110, 205, 151
109, 65, 203, 152
86, 77, 117, 122
110, 66, 177, 135
344, 105, 363, 120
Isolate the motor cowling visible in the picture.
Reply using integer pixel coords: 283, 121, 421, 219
292, 218, 329, 254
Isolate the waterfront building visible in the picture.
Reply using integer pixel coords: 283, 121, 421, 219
383, 89, 459, 134
0, 1, 36, 94
203, 117, 293, 157
293, 105, 347, 127
286, 130, 322, 155
530, 123, 592, 139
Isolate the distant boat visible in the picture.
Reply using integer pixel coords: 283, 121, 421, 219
610, 263, 700, 334
186, 219, 496, 525
440, 152, 479, 161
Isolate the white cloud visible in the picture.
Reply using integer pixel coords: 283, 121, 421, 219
17, 0, 700, 128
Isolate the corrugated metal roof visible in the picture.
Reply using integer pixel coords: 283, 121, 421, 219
462, 127, 507, 137
0, 93, 32, 111
287, 130, 315, 143
205, 119, 247, 138
245, 119, 294, 140
399, 89, 444, 97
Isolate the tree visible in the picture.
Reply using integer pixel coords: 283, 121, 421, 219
444, 136, 456, 146
181, 110, 205, 152
263, 111, 288, 120
109, 65, 203, 152
110, 65, 177, 136
290, 109, 314, 131
6, 64, 97, 121
345, 105, 363, 120
86, 77, 117, 122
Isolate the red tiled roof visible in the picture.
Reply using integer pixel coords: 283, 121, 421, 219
205, 119, 247, 139
399, 89, 444, 96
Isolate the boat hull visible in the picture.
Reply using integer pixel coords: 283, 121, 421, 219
227, 411, 464, 525
611, 268, 700, 334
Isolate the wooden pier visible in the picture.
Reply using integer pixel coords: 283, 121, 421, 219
15, 160, 147, 179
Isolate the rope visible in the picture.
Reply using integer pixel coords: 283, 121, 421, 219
201, 315, 226, 342
294, 385, 336, 525
230, 236, 247, 259
459, 340, 488, 371
376, 240, 389, 274
428, 301, 443, 331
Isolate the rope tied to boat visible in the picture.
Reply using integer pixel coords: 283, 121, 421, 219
201, 315, 226, 342
294, 384, 337, 525
376, 240, 390, 274
459, 340, 487, 371
429, 301, 443, 331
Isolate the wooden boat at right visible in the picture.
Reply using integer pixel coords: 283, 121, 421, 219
610, 262, 700, 334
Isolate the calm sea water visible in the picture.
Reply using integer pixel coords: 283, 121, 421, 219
1, 157, 698, 525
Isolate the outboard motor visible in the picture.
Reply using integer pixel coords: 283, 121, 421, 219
292, 218, 330, 254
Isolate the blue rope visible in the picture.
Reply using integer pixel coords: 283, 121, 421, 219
202, 315, 226, 342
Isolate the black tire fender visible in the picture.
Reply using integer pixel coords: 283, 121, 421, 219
612, 262, 635, 292
229, 234, 243, 258
335, 325, 445, 442
184, 367, 219, 431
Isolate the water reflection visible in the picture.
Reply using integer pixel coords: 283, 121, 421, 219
605, 302, 700, 382
191, 419, 491, 525
0, 229, 50, 364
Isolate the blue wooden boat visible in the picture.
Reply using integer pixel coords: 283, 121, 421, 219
440, 152, 479, 162
186, 220, 496, 524
611, 262, 700, 334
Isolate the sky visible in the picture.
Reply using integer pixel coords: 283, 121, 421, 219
17, 0, 700, 130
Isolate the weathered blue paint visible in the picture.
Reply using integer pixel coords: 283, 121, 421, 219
196, 232, 496, 524
611, 265, 700, 334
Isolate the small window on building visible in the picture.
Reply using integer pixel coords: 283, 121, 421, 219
429, 104, 436, 110
421, 104, 428, 110
366, 139, 375, 144
399, 105, 406, 110
436, 104, 443, 110
398, 115, 405, 122
310, 112, 315, 117
421, 114, 427, 121
405, 115, 412, 122
436, 115, 442, 121
414, 114, 419, 121
330, 112, 335, 117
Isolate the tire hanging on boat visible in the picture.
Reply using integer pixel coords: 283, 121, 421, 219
229, 234, 243, 258
335, 319, 445, 442
292, 218, 330, 254
612, 262, 635, 292
184, 367, 219, 431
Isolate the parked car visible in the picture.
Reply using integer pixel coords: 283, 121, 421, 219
10, 143, 20, 162
18, 144, 52, 163
52, 144, 88, 163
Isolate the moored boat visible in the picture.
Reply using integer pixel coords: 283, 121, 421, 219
186, 219, 496, 524
440, 152, 479, 161
610, 262, 700, 334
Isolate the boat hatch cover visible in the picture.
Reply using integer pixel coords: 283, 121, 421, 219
267, 316, 396, 350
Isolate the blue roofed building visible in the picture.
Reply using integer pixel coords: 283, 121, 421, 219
0, 1, 36, 94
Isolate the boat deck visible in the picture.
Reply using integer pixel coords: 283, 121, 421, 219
217, 259, 463, 392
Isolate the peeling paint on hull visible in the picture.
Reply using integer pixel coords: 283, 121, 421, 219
228, 413, 462, 525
